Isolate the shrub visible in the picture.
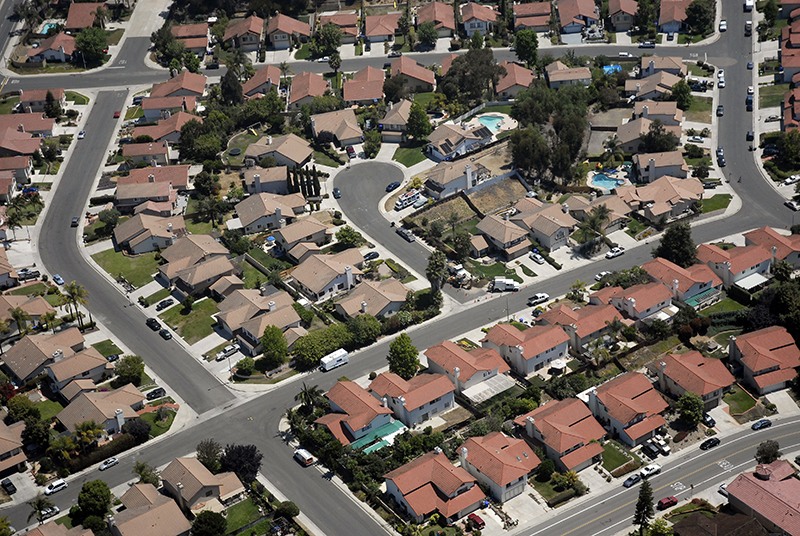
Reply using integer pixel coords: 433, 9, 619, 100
66, 434, 137, 473
546, 488, 576, 507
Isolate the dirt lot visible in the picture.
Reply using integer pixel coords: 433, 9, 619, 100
469, 177, 528, 215
408, 196, 479, 227
589, 108, 634, 129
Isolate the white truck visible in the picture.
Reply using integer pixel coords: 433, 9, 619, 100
320, 348, 349, 371
492, 277, 520, 292
744, 0, 753, 10
745, 20, 753, 35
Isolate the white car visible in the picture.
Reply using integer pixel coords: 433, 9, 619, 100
316, 56, 330, 63
44, 479, 68, 495
688, 135, 704, 143
783, 175, 800, 186
606, 247, 625, 259
718, 78, 726, 88
77, 130, 86, 140
618, 52, 632, 58
595, 271, 612, 281
719, 19, 727, 31
717, 69, 725, 78
640, 464, 662, 478
747, 86, 754, 95
654, 438, 671, 455
786, 200, 800, 211
529, 252, 545, 264
99, 457, 119, 471
527, 293, 550, 306
718, 483, 728, 496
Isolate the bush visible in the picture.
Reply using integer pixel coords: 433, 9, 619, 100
546, 488, 576, 507
66, 434, 137, 473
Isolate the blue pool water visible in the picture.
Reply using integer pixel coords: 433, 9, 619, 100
477, 115, 504, 132
42, 22, 59, 34
591, 173, 623, 190
603, 64, 622, 75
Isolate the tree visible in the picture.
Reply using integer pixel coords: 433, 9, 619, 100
98, 208, 120, 230
426, 250, 448, 293
514, 29, 539, 67
75, 27, 108, 66
685, 0, 715, 35
260, 325, 288, 371
693, 163, 710, 180
510, 127, 550, 177
220, 444, 263, 484
116, 355, 145, 386
407, 101, 432, 139
363, 130, 381, 158
27, 495, 54, 525
192, 511, 227, 536
78, 480, 111, 519
755, 440, 782, 464
652, 222, 697, 268
312, 23, 342, 58
671, 80, 693, 110
640, 120, 679, 153
469, 30, 484, 50
764, 0, 779, 24
773, 260, 794, 282
677, 392, 704, 427
295, 383, 324, 413
538, 459, 555, 480
236, 356, 255, 376
451, 231, 471, 263
43, 90, 62, 119
197, 438, 223, 473
0, 516, 13, 536
4, 210, 22, 241
632, 479, 654, 535
275, 501, 300, 519
278, 61, 292, 89
46, 434, 77, 464
74, 420, 103, 452
64, 281, 89, 328
220, 68, 243, 106
335, 225, 366, 248
347, 314, 382, 347
7, 395, 40, 423
383, 75, 409, 103
388, 333, 419, 380
9, 307, 30, 336
122, 418, 151, 444
328, 51, 342, 74
133, 460, 160, 486
22, 416, 51, 450
649, 518, 674, 536
417, 20, 438, 47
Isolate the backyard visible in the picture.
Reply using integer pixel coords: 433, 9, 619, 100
313, 149, 341, 168
158, 298, 219, 344
91, 249, 159, 288
700, 297, 746, 316
225, 498, 262, 534
685, 96, 713, 123
226, 130, 262, 166
35, 399, 63, 422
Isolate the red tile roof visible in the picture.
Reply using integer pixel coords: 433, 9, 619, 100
141, 95, 197, 112
726, 460, 800, 536
560, 442, 605, 470
0, 128, 41, 156
0, 156, 30, 172
642, 257, 723, 297
697, 244, 773, 275
557, 0, 596, 28
369, 372, 454, 411
0, 113, 54, 134
266, 13, 310, 37
65, 2, 103, 29
319, 13, 359, 37
460, 432, 540, 486
122, 141, 169, 158
424, 340, 509, 383
150, 71, 207, 98
170, 22, 208, 39
417, 1, 457, 31
539, 304, 622, 339
343, 67, 385, 102
659, 0, 690, 25
242, 65, 281, 96
482, 323, 569, 361
316, 380, 392, 441
660, 351, 735, 396
131, 111, 200, 142
609, 0, 638, 16
440, 53, 459, 75
613, 282, 674, 315
735, 326, 800, 376
515, 398, 606, 462
594, 372, 668, 425
224, 15, 264, 42
392, 56, 436, 85
289, 72, 329, 104
744, 226, 800, 261
497, 61, 535, 93
21, 88, 64, 103
461, 2, 498, 22
29, 32, 75, 57
365, 13, 401, 37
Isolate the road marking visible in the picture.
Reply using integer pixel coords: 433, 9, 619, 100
117, 60, 127, 65
672, 482, 686, 492
107, 66, 125, 69
718, 459, 733, 470
10, 79, 18, 84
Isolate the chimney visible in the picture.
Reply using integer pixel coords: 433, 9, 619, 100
562, 203, 569, 213
381, 396, 388, 407
254, 173, 261, 192
106, 514, 116, 530
181, 96, 187, 111
360, 301, 368, 313
275, 206, 282, 222
658, 361, 667, 391
177, 482, 184, 490
267, 135, 273, 145
52, 349, 63, 361
672, 278, 680, 298
641, 105, 649, 118
268, 300, 276, 311
459, 446, 468, 465
465, 164, 474, 186
399, 395, 406, 407
525, 415, 535, 438
148, 174, 155, 183
433, 446, 442, 454
114, 408, 124, 431
453, 366, 460, 379
167, 222, 173, 232
16, 124, 24, 132
345, 265, 354, 288
628, 297, 636, 311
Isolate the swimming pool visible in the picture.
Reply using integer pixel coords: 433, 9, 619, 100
590, 173, 624, 190
41, 22, 59, 34
477, 115, 504, 132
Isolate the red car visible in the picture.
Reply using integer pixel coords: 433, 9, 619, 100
657, 496, 678, 510
113, 110, 121, 118
467, 513, 485, 529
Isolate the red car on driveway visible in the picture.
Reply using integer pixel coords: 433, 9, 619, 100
467, 513, 485, 529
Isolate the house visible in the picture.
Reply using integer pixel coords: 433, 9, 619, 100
209, 275, 245, 301
158, 234, 230, 284
56, 383, 145, 434
586, 372, 669, 447
65, 2, 104, 32
140, 96, 197, 122
624, 71, 682, 100
122, 141, 171, 166
369, 372, 455, 427
19, 88, 65, 114
272, 218, 329, 252
175, 257, 236, 296
510, 198, 578, 251
380, 99, 412, 142
0, 173, 16, 204
697, 244, 773, 290
417, 1, 457, 37
744, 226, 800, 268
608, 0, 637, 32
27, 525, 94, 536
422, 160, 490, 200
150, 72, 207, 98
231, 192, 306, 234
113, 214, 186, 254
1, 327, 84, 384
461, 2, 497, 36
633, 100, 684, 126
515, 398, 606, 472
513, 2, 552, 32
60, 379, 97, 403
116, 181, 175, 214
171, 22, 209, 57
0, 114, 53, 137
0, 294, 54, 330
266, 13, 310, 50
725, 460, 800, 536
458, 433, 540, 502
364, 13, 401, 42
334, 278, 408, 319
0, 155, 33, 183
0, 248, 18, 289
780, 22, 800, 84
729, 326, 800, 394
315, 381, 394, 445
557, 0, 598, 33
161, 457, 245, 515
310, 109, 363, 147
565, 194, 630, 233
476, 214, 530, 260
239, 308, 304, 356
244, 133, 313, 168
111, 483, 192, 536
121, 164, 190, 191
132, 111, 200, 144
46, 347, 112, 393
538, 304, 623, 353
28, 32, 75, 62
672, 512, 769, 536
617, 176, 703, 225
223, 15, 265, 51
642, 257, 723, 309
216, 288, 301, 355
391, 56, 436, 93
0, 420, 27, 475
497, 61, 535, 99
616, 118, 675, 154
288, 71, 329, 109
782, 0, 800, 18
384, 451, 486, 523
287, 242, 321, 264
658, 0, 690, 34
242, 65, 282, 98
640, 56, 688, 78
609, 282, 676, 323
241, 166, 288, 195
426, 123, 493, 162
0, 128, 42, 157
482, 323, 570, 376
630, 151, 689, 181
290, 249, 364, 302
655, 351, 735, 409
544, 61, 592, 89
440, 53, 459, 76
319, 13, 359, 43
343, 66, 385, 106
424, 340, 510, 393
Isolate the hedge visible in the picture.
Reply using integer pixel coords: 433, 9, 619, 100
610, 460, 639, 478
65, 433, 137, 474
546, 488, 576, 507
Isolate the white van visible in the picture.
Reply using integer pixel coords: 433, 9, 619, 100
320, 348, 349, 371
293, 449, 316, 467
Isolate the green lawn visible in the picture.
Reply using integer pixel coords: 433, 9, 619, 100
158, 298, 219, 345
65, 91, 89, 105
413, 92, 437, 108
140, 409, 176, 437
466, 260, 522, 283
700, 297, 746, 315
295, 43, 310, 60
226, 130, 261, 166
106, 28, 125, 45
246, 248, 290, 272
142, 287, 172, 307
8, 202, 43, 225
687, 63, 709, 77
8, 282, 48, 296
125, 106, 144, 120
92, 339, 123, 357
313, 150, 341, 168
602, 441, 632, 472
485, 104, 513, 115
91, 249, 159, 288
392, 144, 428, 167
83, 219, 113, 243
724, 385, 756, 414
701, 194, 732, 213
0, 96, 19, 115
530, 477, 561, 501
225, 498, 261, 534
686, 96, 713, 123
241, 262, 266, 289
35, 399, 64, 422
625, 218, 648, 238
759, 83, 790, 108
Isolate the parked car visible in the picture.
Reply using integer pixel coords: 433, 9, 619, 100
717, 69, 725, 78
105, 354, 120, 363
764, 144, 780, 156
146, 387, 166, 401
215, 344, 240, 362
332, 187, 342, 199
595, 271, 612, 281
346, 146, 356, 159
387, 51, 402, 58
158, 328, 172, 340
638, 41, 655, 48
44, 479, 68, 495
396, 227, 415, 242
17, 268, 41, 281
316, 56, 330, 63
784, 176, 800, 186
748, 86, 754, 95
386, 181, 401, 192
719, 19, 727, 31
718, 483, 728, 496
155, 298, 174, 311
1, 478, 17, 495
364, 251, 380, 261
654, 438, 671, 455
716, 147, 725, 158
703, 413, 716, 427
640, 464, 662, 478
642, 441, 660, 459
766, 115, 781, 122
718, 78, 726, 88
746, 130, 755, 141
77, 130, 86, 140
99, 457, 119, 471
41, 505, 59, 520
467, 513, 486, 530
113, 110, 121, 118
700, 437, 721, 450
747, 61, 754, 70
605, 247, 625, 259
716, 105, 725, 116
146, 318, 161, 331
657, 496, 678, 510
71, 216, 79, 227
529, 252, 545, 264
751, 418, 772, 430
527, 293, 550, 306
623, 474, 642, 487
52, 274, 64, 285
785, 200, 800, 211
688, 135, 704, 143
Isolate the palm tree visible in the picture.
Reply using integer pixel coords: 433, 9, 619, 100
47, 434, 77, 464
198, 196, 227, 227
93, 5, 108, 28
74, 420, 104, 452
64, 281, 89, 329
447, 211, 460, 238
0, 319, 9, 341
603, 135, 624, 166
278, 61, 292, 90
4, 210, 22, 241
294, 383, 323, 413
40, 311, 57, 334
27, 495, 54, 525
10, 307, 30, 337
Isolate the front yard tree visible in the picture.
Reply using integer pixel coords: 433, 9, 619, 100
260, 325, 288, 371
77, 480, 111, 519
0, 516, 12, 536
197, 438, 223, 473
417, 21, 438, 47
671, 80, 693, 110
426, 249, 448, 293
220, 69, 243, 106
347, 314, 382, 347
652, 222, 697, 268
677, 392, 704, 427
123, 418, 151, 444
328, 51, 342, 74
778, 129, 800, 170
192, 511, 227, 536
295, 383, 324, 414
764, 0, 779, 24
220, 444, 263, 484
312, 23, 342, 58
27, 495, 54, 525
640, 120, 679, 153
43, 91, 62, 119
685, 0, 715, 35
75, 27, 108, 66
649, 518, 673, 536
407, 101, 432, 140
388, 332, 419, 380
335, 225, 365, 248
633, 479, 654, 535
98, 208, 120, 230
133, 461, 160, 486
363, 130, 382, 158
755, 440, 782, 464
514, 29, 539, 68
116, 355, 145, 386
275, 501, 300, 519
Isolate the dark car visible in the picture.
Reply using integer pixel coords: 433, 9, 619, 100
159, 328, 172, 340
1, 478, 17, 495
718, 156, 726, 167
346, 146, 356, 158
332, 187, 342, 199
71, 216, 79, 227
132, 96, 143, 105
386, 181, 401, 192
364, 251, 380, 261
747, 61, 754, 70
105, 354, 120, 363
623, 474, 642, 488
763, 145, 780, 156
657, 496, 678, 510
146, 387, 166, 401
700, 437, 721, 450
752, 418, 772, 430
746, 130, 755, 141
703, 413, 716, 427
17, 268, 41, 281
155, 298, 174, 312
146, 318, 161, 331
716, 105, 725, 116
642, 441, 660, 459
206, 61, 220, 69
